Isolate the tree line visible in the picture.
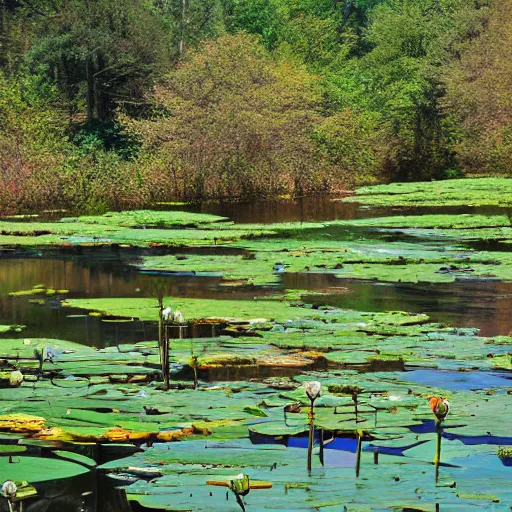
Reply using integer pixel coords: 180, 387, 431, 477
0, 0, 506, 212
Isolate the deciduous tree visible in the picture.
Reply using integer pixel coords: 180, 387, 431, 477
134, 34, 338, 200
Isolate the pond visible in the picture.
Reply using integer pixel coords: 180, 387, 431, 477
0, 195, 511, 512
155, 195, 512, 224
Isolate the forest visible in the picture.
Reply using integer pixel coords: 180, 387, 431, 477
0, 0, 509, 213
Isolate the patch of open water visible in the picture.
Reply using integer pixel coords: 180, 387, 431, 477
288, 274, 512, 337
1, 253, 512, 348
153, 196, 512, 224
11, 195, 509, 224
0, 256, 276, 347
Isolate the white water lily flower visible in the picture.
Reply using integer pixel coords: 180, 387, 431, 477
1, 480, 17, 498
162, 307, 173, 323
23, 339, 31, 345
173, 309, 185, 324
304, 381, 322, 401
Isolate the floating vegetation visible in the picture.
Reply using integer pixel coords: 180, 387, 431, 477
1, 195, 512, 510
0, 324, 25, 334
63, 210, 230, 229
497, 446, 512, 466
343, 177, 512, 207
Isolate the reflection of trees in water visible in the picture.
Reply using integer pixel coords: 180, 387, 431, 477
0, 255, 274, 347
210, 196, 360, 224
285, 273, 512, 336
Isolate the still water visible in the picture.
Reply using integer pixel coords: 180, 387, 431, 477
156, 195, 512, 224
0, 255, 273, 347
2, 194, 512, 345
0, 249, 511, 347
1, 198, 512, 511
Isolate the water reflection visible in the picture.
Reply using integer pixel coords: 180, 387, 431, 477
1, 253, 512, 346
0, 257, 272, 347
6, 195, 512, 225
155, 196, 512, 224
285, 273, 512, 336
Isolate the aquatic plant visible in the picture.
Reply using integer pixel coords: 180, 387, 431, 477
189, 335, 199, 390
497, 446, 512, 459
33, 345, 60, 380
8, 371, 23, 387
497, 446, 512, 466
1, 481, 17, 512
304, 381, 322, 402
159, 302, 187, 390
304, 381, 321, 472
429, 397, 450, 422
152, 278, 172, 390
162, 307, 174, 323
1, 481, 16, 499
229, 473, 251, 512
429, 396, 450, 481
345, 178, 512, 207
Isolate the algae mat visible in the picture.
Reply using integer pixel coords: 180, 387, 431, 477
342, 177, 512, 207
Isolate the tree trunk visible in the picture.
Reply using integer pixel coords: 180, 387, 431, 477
86, 60, 96, 122
180, 0, 187, 56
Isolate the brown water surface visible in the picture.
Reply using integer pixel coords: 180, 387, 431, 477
155, 196, 512, 224
0, 253, 511, 345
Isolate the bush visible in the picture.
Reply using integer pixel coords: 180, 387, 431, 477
133, 33, 339, 201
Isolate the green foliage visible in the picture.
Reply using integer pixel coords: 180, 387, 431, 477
0, 70, 62, 147
157, 0, 226, 57
444, 0, 512, 176
497, 447, 512, 460
314, 109, 381, 185
136, 33, 335, 200
0, 0, 505, 211
226, 0, 287, 49
0, 71, 65, 213
26, 0, 170, 123
71, 121, 141, 161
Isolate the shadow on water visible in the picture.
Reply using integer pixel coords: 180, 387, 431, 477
398, 369, 512, 391
0, 442, 146, 512
0, 466, 137, 512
